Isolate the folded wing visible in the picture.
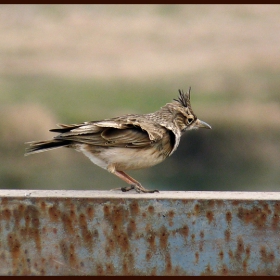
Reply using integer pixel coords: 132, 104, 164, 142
52, 116, 169, 148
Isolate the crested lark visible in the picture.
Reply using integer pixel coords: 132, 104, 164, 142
25, 88, 211, 193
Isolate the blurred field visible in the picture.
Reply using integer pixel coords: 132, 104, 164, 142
0, 4, 280, 191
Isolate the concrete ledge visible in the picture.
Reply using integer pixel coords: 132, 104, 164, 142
1, 190, 280, 200
0, 190, 280, 275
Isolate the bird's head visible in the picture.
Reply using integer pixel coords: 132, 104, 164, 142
172, 88, 212, 132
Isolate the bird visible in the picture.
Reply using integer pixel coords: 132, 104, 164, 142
25, 88, 211, 193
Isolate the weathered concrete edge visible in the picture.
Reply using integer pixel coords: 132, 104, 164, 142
0, 190, 279, 200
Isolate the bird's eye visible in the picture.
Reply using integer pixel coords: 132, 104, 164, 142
187, 116, 194, 124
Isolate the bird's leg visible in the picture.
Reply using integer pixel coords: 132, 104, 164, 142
110, 170, 159, 193
117, 171, 159, 193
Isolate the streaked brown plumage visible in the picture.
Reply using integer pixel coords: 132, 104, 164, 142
25, 88, 211, 193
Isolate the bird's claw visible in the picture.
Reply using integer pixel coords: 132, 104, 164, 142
112, 184, 159, 193
132, 184, 159, 194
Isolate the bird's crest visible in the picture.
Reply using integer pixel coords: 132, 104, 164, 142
173, 87, 191, 108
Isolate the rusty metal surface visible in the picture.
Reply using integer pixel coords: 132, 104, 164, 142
0, 190, 280, 275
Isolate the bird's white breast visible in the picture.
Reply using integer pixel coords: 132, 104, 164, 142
78, 144, 165, 171
79, 145, 108, 170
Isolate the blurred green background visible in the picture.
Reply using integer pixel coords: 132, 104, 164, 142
1, 4, 280, 192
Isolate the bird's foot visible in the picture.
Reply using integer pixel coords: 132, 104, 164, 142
121, 184, 159, 193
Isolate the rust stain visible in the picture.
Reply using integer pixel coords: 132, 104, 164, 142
274, 202, 280, 213
235, 236, 244, 262
126, 252, 134, 270
69, 244, 77, 267
260, 246, 267, 262
146, 250, 152, 262
272, 202, 280, 229
23, 205, 41, 252
177, 225, 189, 239
168, 210, 175, 227
78, 213, 93, 249
226, 211, 232, 224
232, 200, 240, 206
112, 204, 128, 225
221, 264, 228, 276
243, 259, 248, 273
238, 206, 269, 229
60, 240, 72, 264
228, 249, 234, 259
7, 233, 21, 268
206, 211, 214, 224
129, 201, 139, 215
127, 218, 136, 237
245, 245, 251, 257
42, 226, 47, 234
199, 230, 204, 239
159, 226, 169, 249
194, 204, 200, 215
262, 203, 271, 214
18, 203, 25, 213
61, 212, 74, 235
93, 229, 98, 238
272, 213, 280, 229
105, 245, 111, 257
105, 263, 114, 275
122, 261, 128, 275
24, 213, 30, 227
174, 266, 184, 275
260, 245, 275, 263
69, 208, 76, 220
103, 204, 110, 217
199, 241, 204, 252
219, 250, 224, 260
182, 199, 189, 205
40, 201, 46, 211
268, 252, 276, 263
96, 263, 104, 275
146, 230, 156, 250
48, 206, 60, 222
86, 206, 94, 219
2, 209, 11, 221
224, 229, 231, 242
195, 251, 199, 264
202, 263, 213, 275
208, 200, 215, 208
106, 236, 115, 253
1, 197, 8, 206
116, 231, 130, 252
103, 203, 131, 255
216, 200, 224, 207
236, 236, 244, 254
151, 267, 157, 276
164, 252, 172, 275
191, 233, 195, 241
145, 223, 151, 232
148, 205, 154, 214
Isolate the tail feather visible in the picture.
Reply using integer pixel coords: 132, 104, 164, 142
25, 139, 71, 156
49, 123, 83, 133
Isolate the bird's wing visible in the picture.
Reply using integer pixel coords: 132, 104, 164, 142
53, 116, 168, 148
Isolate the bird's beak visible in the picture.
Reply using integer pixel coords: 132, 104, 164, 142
195, 119, 212, 129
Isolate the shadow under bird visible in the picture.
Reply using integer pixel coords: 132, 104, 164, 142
25, 88, 211, 193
